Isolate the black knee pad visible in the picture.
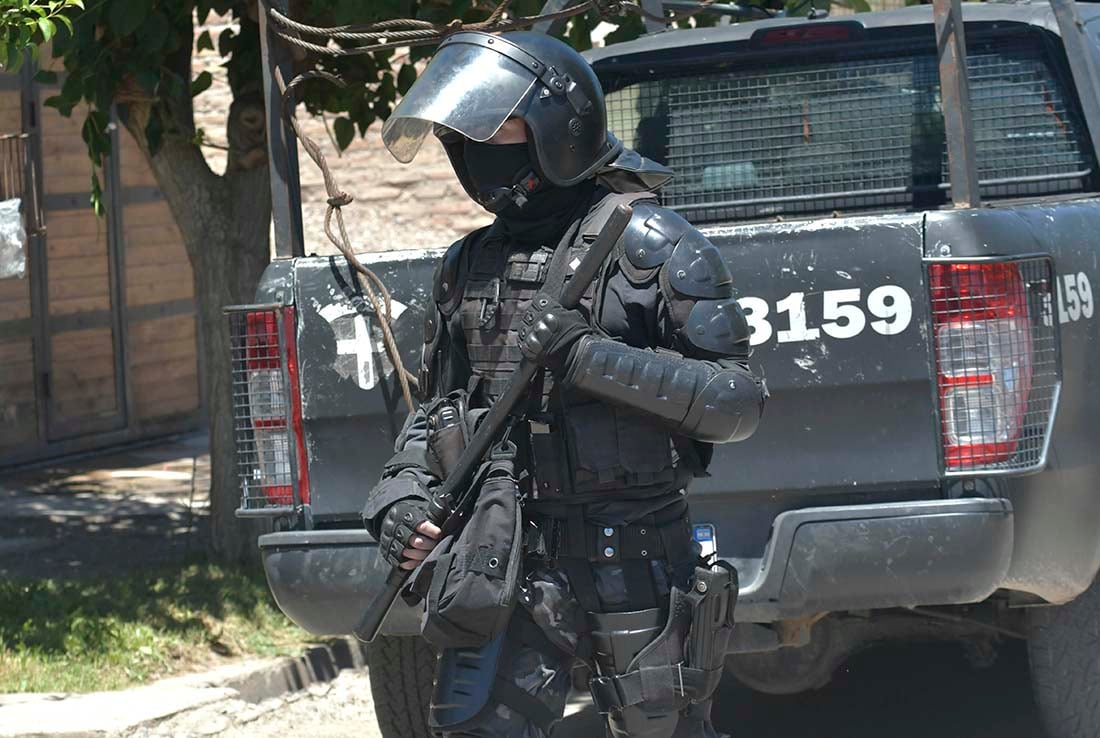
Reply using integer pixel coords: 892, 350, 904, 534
431, 633, 507, 732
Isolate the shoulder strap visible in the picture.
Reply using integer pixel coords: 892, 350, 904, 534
578, 190, 656, 243
435, 224, 493, 317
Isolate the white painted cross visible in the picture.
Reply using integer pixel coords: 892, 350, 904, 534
319, 300, 408, 391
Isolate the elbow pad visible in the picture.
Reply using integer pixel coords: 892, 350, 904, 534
562, 336, 765, 443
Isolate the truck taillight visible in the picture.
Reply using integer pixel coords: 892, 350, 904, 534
927, 257, 1061, 475
228, 305, 310, 513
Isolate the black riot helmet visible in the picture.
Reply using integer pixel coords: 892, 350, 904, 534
381, 31, 622, 210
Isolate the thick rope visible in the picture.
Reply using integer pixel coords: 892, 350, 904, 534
269, 0, 728, 56
269, 1, 603, 56
277, 68, 418, 414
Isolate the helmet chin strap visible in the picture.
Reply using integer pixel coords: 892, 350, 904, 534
478, 169, 542, 213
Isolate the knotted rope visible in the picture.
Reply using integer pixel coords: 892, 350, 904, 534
278, 68, 417, 414
268, 0, 720, 56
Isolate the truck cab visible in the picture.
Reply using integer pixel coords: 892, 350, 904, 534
229, 4, 1100, 736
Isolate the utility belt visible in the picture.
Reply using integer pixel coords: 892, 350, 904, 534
523, 509, 694, 566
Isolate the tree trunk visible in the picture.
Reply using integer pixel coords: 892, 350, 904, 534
121, 103, 273, 565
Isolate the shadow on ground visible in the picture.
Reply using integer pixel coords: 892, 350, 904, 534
0, 433, 210, 579
555, 641, 1044, 738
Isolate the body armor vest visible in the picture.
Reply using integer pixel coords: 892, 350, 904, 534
452, 195, 693, 505
459, 234, 556, 403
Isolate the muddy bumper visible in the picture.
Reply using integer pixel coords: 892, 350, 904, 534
258, 498, 1013, 637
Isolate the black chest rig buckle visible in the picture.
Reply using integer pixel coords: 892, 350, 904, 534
478, 277, 501, 328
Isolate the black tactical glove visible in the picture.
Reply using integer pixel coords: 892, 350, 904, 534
378, 500, 431, 569
518, 293, 591, 372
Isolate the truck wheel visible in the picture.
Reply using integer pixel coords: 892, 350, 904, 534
1028, 579, 1100, 738
368, 635, 437, 738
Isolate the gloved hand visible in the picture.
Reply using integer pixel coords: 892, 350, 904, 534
518, 292, 591, 372
378, 500, 442, 571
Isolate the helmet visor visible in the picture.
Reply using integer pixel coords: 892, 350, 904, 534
381, 42, 537, 163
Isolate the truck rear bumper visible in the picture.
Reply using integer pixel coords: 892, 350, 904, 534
259, 529, 423, 637
734, 498, 1014, 623
258, 498, 1013, 636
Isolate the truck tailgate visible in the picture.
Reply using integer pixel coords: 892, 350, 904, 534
699, 213, 938, 498
287, 215, 939, 520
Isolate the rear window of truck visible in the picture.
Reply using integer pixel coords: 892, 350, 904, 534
603, 27, 1094, 223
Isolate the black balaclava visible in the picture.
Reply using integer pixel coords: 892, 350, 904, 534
464, 139, 594, 244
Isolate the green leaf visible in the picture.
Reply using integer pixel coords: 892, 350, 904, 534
376, 72, 395, 104
35, 69, 58, 84
107, 0, 148, 38
217, 28, 235, 57
55, 13, 72, 34
43, 94, 69, 116
81, 112, 111, 162
396, 63, 416, 96
333, 116, 355, 151
59, 68, 82, 103
90, 172, 104, 217
196, 30, 213, 52
191, 70, 213, 97
37, 17, 55, 41
6, 44, 24, 74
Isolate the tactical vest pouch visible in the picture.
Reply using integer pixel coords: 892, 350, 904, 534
425, 389, 473, 480
556, 399, 677, 494
418, 441, 524, 649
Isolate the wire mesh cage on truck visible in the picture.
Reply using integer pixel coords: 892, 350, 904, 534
924, 254, 1062, 476
226, 304, 311, 519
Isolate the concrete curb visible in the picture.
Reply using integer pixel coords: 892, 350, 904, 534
0, 637, 369, 738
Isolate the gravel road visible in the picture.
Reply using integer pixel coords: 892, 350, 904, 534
169, 640, 1043, 738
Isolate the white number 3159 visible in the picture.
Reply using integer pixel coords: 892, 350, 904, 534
737, 286, 913, 347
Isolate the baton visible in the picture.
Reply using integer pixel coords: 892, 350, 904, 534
354, 203, 634, 643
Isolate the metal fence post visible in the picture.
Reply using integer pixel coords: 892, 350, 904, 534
258, 0, 306, 258
933, 0, 981, 209
1049, 0, 1100, 169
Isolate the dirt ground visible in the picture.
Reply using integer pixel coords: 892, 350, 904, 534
0, 434, 210, 580
193, 641, 1044, 738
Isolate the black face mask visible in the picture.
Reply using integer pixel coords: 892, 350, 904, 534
463, 141, 535, 213
462, 140, 589, 235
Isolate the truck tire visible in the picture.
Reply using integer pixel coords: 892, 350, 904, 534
368, 636, 437, 738
1028, 579, 1100, 738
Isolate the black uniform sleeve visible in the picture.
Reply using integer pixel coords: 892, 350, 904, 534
362, 234, 476, 536
563, 204, 766, 444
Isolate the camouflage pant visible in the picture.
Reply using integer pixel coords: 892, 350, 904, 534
435, 561, 726, 738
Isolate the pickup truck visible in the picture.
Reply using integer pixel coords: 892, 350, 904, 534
228, 3, 1100, 737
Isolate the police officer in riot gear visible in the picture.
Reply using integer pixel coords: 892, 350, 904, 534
365, 29, 766, 738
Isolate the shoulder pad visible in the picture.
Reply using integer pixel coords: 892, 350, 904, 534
665, 229, 734, 300
683, 297, 751, 358
622, 203, 693, 269
433, 239, 464, 306
433, 226, 488, 315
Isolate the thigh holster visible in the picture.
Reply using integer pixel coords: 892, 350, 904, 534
587, 564, 738, 736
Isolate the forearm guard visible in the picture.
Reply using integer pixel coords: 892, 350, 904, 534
562, 335, 765, 443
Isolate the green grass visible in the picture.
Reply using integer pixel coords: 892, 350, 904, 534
0, 557, 315, 693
